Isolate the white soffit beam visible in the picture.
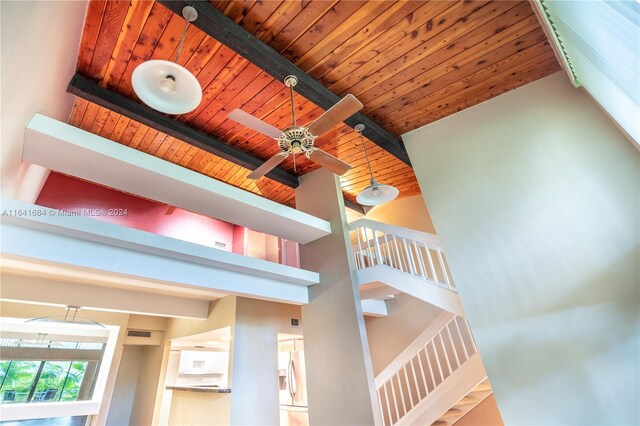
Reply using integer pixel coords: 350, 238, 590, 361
1, 199, 315, 305
0, 273, 210, 320
23, 114, 331, 244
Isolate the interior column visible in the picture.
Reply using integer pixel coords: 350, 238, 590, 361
296, 168, 381, 425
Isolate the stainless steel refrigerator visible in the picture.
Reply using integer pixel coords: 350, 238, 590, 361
278, 343, 308, 426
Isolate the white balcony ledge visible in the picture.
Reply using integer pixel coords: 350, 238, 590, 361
23, 114, 331, 244
1, 198, 318, 307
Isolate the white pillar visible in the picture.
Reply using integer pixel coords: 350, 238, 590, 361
296, 168, 381, 425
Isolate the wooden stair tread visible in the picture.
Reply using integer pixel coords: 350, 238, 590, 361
473, 382, 492, 392
432, 421, 449, 426
454, 395, 478, 406
441, 408, 464, 419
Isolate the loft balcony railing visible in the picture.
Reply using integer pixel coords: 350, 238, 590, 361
348, 219, 455, 291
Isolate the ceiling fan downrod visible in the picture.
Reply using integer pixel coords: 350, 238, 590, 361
284, 75, 299, 126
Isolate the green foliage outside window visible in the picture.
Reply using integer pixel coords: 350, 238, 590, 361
0, 360, 88, 403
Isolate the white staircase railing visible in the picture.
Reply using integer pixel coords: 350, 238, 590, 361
374, 313, 479, 426
349, 219, 455, 292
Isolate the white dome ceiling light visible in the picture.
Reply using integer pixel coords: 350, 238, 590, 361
132, 6, 202, 115
354, 123, 399, 206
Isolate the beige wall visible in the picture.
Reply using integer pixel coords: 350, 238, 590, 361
364, 194, 436, 234
129, 345, 165, 426
230, 297, 302, 425
106, 346, 143, 426
365, 294, 443, 376
403, 72, 640, 425
456, 394, 504, 426
169, 391, 231, 425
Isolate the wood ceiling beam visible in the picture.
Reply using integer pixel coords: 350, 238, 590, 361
158, 0, 412, 166
67, 73, 299, 188
67, 75, 367, 214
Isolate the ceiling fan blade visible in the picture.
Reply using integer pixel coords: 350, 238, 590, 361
309, 149, 352, 176
307, 94, 364, 137
228, 109, 282, 139
247, 154, 288, 180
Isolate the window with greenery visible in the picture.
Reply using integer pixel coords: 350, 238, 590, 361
0, 360, 90, 403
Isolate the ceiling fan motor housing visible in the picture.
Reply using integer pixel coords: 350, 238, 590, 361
277, 126, 316, 155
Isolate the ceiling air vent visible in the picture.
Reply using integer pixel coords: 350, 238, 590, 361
127, 330, 152, 338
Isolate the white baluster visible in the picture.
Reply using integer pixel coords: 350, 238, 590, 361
416, 348, 430, 397
401, 238, 417, 275
409, 355, 421, 401
396, 373, 407, 416
391, 235, 405, 272
403, 364, 414, 409
390, 378, 400, 424
445, 322, 461, 369
377, 389, 385, 426
355, 227, 365, 270
424, 244, 439, 284
439, 331, 453, 375
383, 383, 392, 426
436, 248, 452, 289
373, 229, 384, 267
462, 317, 478, 353
424, 341, 437, 390
383, 233, 396, 269
431, 339, 445, 385
453, 317, 470, 360
412, 240, 427, 279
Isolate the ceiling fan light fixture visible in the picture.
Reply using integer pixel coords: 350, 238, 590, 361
357, 178, 399, 206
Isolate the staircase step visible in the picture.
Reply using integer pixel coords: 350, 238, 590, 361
432, 421, 449, 426
454, 395, 478, 406
473, 382, 492, 392
441, 409, 463, 419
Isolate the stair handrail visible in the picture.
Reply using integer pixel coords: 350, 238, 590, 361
374, 313, 479, 426
348, 219, 440, 246
375, 312, 454, 388
348, 219, 455, 291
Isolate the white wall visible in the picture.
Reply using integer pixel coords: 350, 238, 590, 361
403, 72, 640, 425
0, 0, 86, 202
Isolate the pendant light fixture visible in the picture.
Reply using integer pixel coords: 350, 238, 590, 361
131, 5, 202, 115
25, 305, 105, 328
355, 123, 399, 206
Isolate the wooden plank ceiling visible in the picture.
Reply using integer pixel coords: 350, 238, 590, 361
69, 0, 560, 208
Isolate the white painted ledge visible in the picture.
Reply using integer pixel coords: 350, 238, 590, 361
23, 113, 331, 244
1, 198, 318, 305
356, 265, 465, 317
361, 298, 388, 317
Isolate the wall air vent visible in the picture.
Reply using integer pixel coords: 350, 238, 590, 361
290, 318, 300, 327
127, 330, 152, 338
214, 241, 227, 249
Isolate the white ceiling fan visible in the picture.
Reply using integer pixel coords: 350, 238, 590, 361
228, 75, 363, 180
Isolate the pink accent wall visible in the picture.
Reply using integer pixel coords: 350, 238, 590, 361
36, 172, 234, 250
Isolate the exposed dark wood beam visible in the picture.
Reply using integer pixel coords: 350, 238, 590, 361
344, 198, 365, 215
158, 0, 412, 166
68, 74, 366, 214
67, 73, 299, 188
